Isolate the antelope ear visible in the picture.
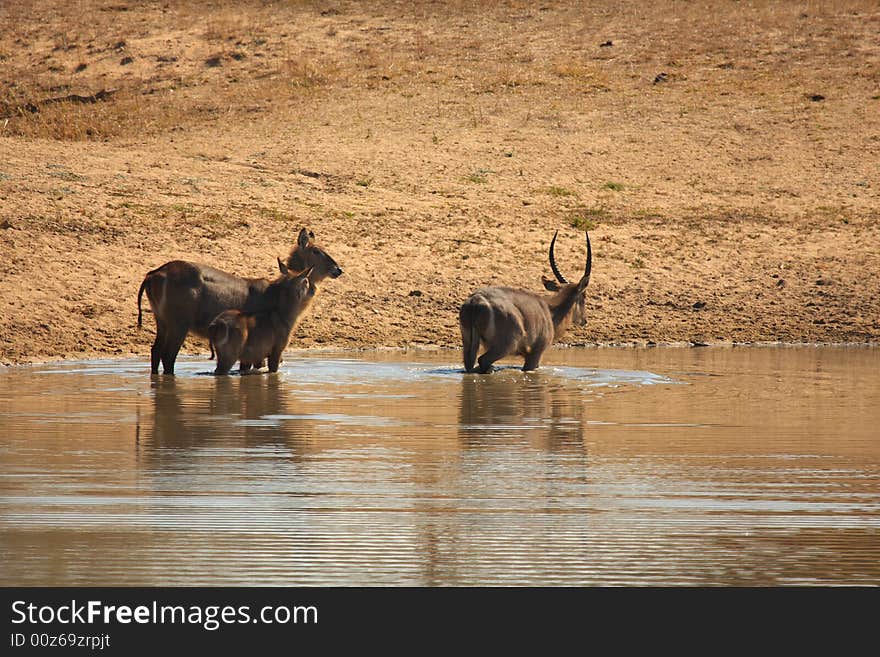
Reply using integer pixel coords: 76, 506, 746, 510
277, 257, 289, 275
297, 228, 311, 248
542, 275, 562, 292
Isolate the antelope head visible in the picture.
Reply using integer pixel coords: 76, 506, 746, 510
286, 228, 343, 284
276, 259, 315, 298
541, 230, 593, 327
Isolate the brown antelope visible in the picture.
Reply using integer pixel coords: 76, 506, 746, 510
208, 262, 314, 375
459, 230, 592, 373
137, 227, 342, 374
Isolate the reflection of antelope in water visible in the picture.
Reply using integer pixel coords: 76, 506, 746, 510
141, 375, 311, 465
459, 231, 593, 373
457, 372, 588, 454
137, 228, 342, 375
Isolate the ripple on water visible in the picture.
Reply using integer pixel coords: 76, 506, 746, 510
1, 348, 879, 586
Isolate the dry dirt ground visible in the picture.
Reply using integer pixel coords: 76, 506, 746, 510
1, 0, 879, 365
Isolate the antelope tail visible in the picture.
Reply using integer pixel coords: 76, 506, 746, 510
207, 321, 229, 361
459, 300, 490, 373
137, 277, 149, 329
137, 269, 166, 328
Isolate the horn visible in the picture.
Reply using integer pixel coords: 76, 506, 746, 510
578, 231, 592, 289
548, 230, 569, 284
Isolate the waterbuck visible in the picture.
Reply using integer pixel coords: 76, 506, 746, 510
137, 227, 342, 374
459, 230, 592, 373
208, 262, 314, 375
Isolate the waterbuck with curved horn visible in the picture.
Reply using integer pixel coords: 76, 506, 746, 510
459, 230, 592, 373
137, 227, 342, 375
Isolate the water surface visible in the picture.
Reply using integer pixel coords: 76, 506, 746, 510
1, 347, 878, 585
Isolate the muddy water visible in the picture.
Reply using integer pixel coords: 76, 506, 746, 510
0, 347, 878, 586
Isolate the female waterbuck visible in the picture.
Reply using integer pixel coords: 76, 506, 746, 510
208, 262, 314, 375
137, 227, 342, 374
459, 230, 592, 373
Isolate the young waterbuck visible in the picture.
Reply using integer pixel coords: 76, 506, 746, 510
459, 230, 592, 373
208, 262, 314, 375
137, 227, 342, 374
